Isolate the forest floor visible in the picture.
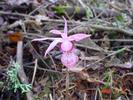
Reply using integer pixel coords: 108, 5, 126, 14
0, 0, 133, 100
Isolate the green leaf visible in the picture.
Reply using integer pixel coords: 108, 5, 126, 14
53, 6, 67, 14
86, 7, 93, 18
115, 14, 124, 22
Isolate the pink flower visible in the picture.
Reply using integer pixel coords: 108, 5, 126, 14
50, 18, 91, 53
61, 52, 79, 68
32, 17, 91, 69
33, 17, 90, 56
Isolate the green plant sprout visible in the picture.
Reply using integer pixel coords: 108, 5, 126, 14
7, 61, 31, 93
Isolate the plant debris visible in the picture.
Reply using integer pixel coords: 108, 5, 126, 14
0, 0, 133, 99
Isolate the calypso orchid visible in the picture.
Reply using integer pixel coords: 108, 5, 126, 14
49, 18, 91, 53
33, 17, 90, 56
33, 17, 90, 68
61, 52, 79, 68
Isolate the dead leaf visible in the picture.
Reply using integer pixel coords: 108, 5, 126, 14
7, 31, 22, 42
101, 88, 112, 94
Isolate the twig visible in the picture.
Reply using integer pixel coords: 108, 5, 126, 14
0, 11, 133, 36
86, 47, 127, 69
91, 39, 133, 42
0, 11, 35, 19
16, 41, 33, 100
48, 54, 57, 70
31, 59, 38, 85
28, 42, 50, 68
25, 65, 64, 74
88, 24, 133, 36
65, 70, 70, 100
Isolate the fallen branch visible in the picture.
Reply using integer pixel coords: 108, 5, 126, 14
16, 41, 33, 100
0, 11, 133, 36
88, 24, 133, 36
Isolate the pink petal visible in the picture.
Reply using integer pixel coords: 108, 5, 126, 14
45, 39, 62, 56
49, 30, 62, 35
61, 52, 78, 68
61, 40, 73, 52
32, 38, 48, 41
68, 34, 91, 41
62, 17, 67, 38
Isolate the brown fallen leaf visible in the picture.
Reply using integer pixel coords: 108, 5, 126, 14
7, 31, 23, 42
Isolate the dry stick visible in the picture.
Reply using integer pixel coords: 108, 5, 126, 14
31, 59, 38, 85
25, 65, 64, 74
28, 42, 50, 68
0, 11, 133, 36
48, 54, 57, 70
28, 3, 46, 16
16, 41, 33, 100
65, 70, 70, 100
91, 39, 133, 42
86, 47, 127, 69
88, 24, 133, 36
